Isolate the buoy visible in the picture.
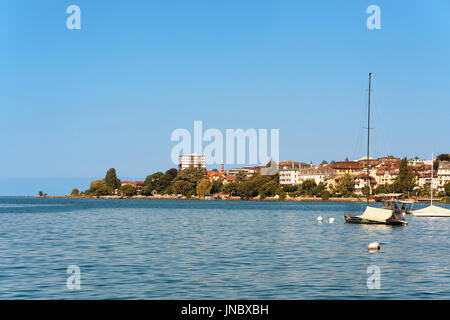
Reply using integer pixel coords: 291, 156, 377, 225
329, 217, 335, 223
317, 216, 323, 222
368, 242, 380, 251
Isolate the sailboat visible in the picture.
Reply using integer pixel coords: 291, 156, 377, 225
412, 153, 450, 217
344, 73, 408, 226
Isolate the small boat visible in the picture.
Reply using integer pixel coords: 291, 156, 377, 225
345, 206, 407, 226
344, 73, 407, 226
412, 204, 450, 217
412, 153, 450, 217
382, 199, 414, 214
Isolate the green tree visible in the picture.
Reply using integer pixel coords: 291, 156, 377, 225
105, 168, 121, 190
71, 188, 80, 197
337, 174, 355, 197
172, 180, 194, 196
237, 180, 257, 199
234, 170, 247, 183
321, 191, 331, 201
313, 182, 326, 196
301, 179, 317, 196
142, 172, 164, 195
87, 180, 112, 196
38, 191, 44, 197
119, 184, 137, 197
392, 158, 416, 195
196, 178, 213, 198
444, 182, 450, 197
259, 181, 279, 199
211, 180, 223, 194
170, 168, 205, 195
223, 182, 238, 196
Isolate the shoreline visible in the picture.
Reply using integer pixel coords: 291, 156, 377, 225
31, 195, 450, 204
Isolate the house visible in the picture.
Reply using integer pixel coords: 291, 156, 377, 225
437, 161, 450, 191
353, 174, 376, 195
298, 166, 336, 185
374, 165, 399, 186
121, 180, 145, 193
278, 161, 310, 185
328, 158, 361, 175
178, 154, 206, 171
207, 164, 226, 181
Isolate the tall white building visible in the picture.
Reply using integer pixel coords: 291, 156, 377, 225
178, 154, 206, 171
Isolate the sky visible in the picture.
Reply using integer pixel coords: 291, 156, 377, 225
0, 0, 449, 195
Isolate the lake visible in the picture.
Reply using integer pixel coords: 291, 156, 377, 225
0, 197, 449, 299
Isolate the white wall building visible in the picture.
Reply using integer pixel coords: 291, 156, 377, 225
178, 154, 206, 171
298, 167, 335, 185
437, 161, 450, 191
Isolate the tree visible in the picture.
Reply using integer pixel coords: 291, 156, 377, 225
142, 172, 164, 195
172, 180, 193, 196
87, 180, 112, 196
237, 180, 257, 199
321, 191, 331, 201
223, 182, 238, 196
444, 182, 450, 197
38, 191, 44, 197
170, 168, 205, 195
392, 158, 415, 195
196, 179, 213, 198
301, 179, 317, 196
211, 180, 223, 194
235, 170, 247, 183
71, 188, 80, 197
320, 160, 329, 166
337, 174, 355, 197
259, 181, 278, 199
119, 184, 137, 197
105, 168, 121, 190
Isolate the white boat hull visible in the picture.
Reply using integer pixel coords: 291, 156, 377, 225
412, 212, 450, 217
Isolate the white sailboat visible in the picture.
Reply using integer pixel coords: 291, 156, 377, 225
344, 73, 407, 226
412, 153, 450, 217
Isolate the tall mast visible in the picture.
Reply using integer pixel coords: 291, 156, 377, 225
431, 152, 433, 206
367, 72, 372, 205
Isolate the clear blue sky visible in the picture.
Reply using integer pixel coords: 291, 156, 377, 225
1, 1, 449, 195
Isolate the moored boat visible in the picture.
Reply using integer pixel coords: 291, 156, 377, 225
344, 73, 407, 226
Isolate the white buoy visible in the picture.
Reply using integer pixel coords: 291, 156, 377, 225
368, 242, 380, 251
317, 216, 323, 222
329, 217, 335, 223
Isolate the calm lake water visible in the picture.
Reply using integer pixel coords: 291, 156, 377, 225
0, 197, 449, 299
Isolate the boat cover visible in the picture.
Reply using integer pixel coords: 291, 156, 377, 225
358, 206, 394, 222
412, 205, 450, 215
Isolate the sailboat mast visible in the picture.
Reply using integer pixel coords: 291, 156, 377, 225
367, 72, 372, 204
431, 152, 433, 206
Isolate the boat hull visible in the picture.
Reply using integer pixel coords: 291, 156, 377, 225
412, 212, 450, 217
344, 214, 407, 226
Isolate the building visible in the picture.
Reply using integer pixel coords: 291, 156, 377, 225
278, 161, 310, 185
298, 166, 336, 185
374, 165, 399, 186
353, 174, 376, 195
418, 174, 439, 190
228, 160, 279, 178
227, 166, 259, 178
178, 154, 206, 171
328, 158, 361, 175
437, 161, 450, 191
121, 181, 145, 193
208, 164, 226, 181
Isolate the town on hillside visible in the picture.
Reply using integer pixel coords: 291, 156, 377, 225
67, 153, 450, 202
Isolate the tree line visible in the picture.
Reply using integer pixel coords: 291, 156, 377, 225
69, 158, 450, 201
